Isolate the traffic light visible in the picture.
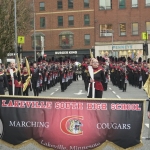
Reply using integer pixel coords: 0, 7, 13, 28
143, 43, 148, 56
145, 43, 148, 55
143, 43, 145, 55
18, 45, 22, 59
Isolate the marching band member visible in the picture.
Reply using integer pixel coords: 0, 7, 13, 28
22, 66, 30, 96
0, 68, 8, 95
43, 70, 48, 92
47, 71, 51, 90
88, 58, 106, 98
104, 71, 109, 91
60, 65, 66, 92
123, 74, 128, 92
31, 62, 40, 96
6, 61, 22, 95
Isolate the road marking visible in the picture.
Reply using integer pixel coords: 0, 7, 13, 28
55, 89, 59, 91
109, 87, 121, 99
142, 137, 150, 139
74, 90, 85, 95
78, 77, 82, 81
112, 91, 116, 94
145, 124, 149, 128
116, 95, 121, 99
50, 92, 54, 95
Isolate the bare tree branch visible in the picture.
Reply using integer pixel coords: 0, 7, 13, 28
0, 0, 33, 62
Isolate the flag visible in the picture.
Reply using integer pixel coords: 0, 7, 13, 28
23, 57, 31, 92
143, 74, 150, 98
25, 57, 30, 76
90, 49, 94, 58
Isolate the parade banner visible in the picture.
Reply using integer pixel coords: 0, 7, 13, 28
0, 96, 144, 150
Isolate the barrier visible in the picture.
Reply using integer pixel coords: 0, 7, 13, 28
142, 99, 150, 140
0, 96, 145, 150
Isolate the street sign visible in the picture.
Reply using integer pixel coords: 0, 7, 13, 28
142, 32, 148, 40
18, 36, 25, 44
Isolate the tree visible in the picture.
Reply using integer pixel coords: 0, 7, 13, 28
0, 0, 33, 64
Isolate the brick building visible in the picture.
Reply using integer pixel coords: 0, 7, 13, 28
23, 0, 95, 62
22, 0, 150, 61
95, 0, 150, 59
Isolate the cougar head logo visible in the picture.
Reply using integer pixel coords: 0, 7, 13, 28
68, 119, 82, 134
60, 116, 83, 136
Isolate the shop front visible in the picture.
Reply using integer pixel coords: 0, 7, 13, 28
22, 49, 95, 63
95, 44, 149, 60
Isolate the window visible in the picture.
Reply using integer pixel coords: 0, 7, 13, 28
132, 0, 138, 7
99, 0, 112, 10
146, 0, 150, 6
119, 23, 126, 36
100, 24, 113, 36
68, 0, 73, 9
84, 34, 90, 45
132, 23, 138, 35
68, 16, 74, 26
31, 33, 45, 50
119, 0, 126, 9
40, 17, 45, 28
146, 22, 150, 34
57, 0, 63, 9
58, 16, 63, 26
59, 31, 74, 49
39, 2, 45, 11
84, 0, 89, 8
84, 14, 90, 25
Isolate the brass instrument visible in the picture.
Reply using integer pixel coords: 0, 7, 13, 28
90, 49, 94, 58
23, 58, 31, 92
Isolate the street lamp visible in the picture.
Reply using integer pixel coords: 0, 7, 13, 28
14, 0, 17, 62
33, 0, 36, 62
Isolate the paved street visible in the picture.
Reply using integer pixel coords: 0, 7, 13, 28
1, 77, 150, 150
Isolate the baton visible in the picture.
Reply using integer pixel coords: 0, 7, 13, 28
92, 82, 95, 98
10, 69, 15, 96
12, 78, 15, 96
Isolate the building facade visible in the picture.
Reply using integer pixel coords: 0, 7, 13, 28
22, 0, 95, 62
21, 0, 150, 62
94, 0, 150, 59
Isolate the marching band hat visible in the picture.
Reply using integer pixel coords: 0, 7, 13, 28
134, 61, 138, 64
97, 56, 100, 61
52, 56, 54, 62
115, 57, 118, 62
143, 60, 147, 64
138, 57, 142, 63
23, 63, 26, 67
83, 55, 88, 61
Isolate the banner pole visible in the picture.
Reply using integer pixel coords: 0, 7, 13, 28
142, 99, 150, 140
148, 119, 150, 139
143, 119, 150, 140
